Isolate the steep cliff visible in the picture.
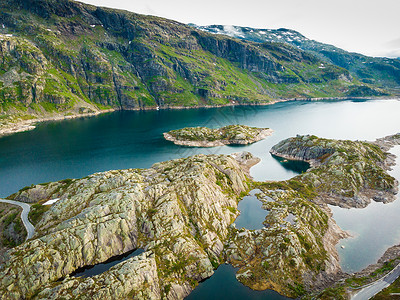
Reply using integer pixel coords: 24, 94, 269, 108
193, 25, 400, 93
0, 0, 385, 131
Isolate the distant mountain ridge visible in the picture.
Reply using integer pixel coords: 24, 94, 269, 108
191, 24, 400, 92
0, 0, 390, 129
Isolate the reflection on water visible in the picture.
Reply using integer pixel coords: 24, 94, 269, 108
185, 264, 290, 300
2, 99, 400, 197
234, 189, 269, 230
331, 146, 400, 273
71, 248, 144, 278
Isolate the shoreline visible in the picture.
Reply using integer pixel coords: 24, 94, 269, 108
0, 108, 117, 138
1, 96, 397, 138
163, 128, 274, 147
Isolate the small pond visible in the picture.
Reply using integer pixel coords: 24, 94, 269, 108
72, 248, 144, 278
185, 264, 290, 300
234, 189, 269, 230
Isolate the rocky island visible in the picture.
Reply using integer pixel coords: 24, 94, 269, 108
163, 125, 273, 147
0, 133, 399, 299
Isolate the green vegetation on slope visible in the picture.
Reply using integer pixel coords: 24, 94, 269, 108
0, 0, 387, 129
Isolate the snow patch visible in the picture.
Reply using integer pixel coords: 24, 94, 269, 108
223, 25, 243, 37
43, 198, 60, 205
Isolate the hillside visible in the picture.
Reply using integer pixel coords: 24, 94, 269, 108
192, 25, 400, 93
0, 0, 386, 130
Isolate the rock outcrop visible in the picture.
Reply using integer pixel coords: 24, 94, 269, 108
0, 153, 252, 299
270, 134, 399, 208
2, 134, 399, 299
164, 125, 273, 147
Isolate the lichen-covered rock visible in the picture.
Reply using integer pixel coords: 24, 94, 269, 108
37, 251, 161, 300
164, 125, 273, 147
0, 153, 252, 299
270, 134, 399, 208
226, 187, 349, 298
2, 134, 399, 299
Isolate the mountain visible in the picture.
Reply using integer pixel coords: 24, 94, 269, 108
0, 0, 388, 128
192, 24, 400, 93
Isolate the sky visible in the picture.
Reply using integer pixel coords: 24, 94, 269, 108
79, 0, 400, 58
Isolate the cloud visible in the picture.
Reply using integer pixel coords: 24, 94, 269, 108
145, 5, 157, 16
386, 37, 400, 48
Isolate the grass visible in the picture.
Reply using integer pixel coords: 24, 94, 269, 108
29, 204, 51, 226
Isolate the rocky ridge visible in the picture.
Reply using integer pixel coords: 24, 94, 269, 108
192, 25, 400, 92
0, 0, 385, 133
0, 149, 345, 299
1, 134, 400, 299
163, 125, 273, 147
270, 134, 399, 208
0, 153, 252, 299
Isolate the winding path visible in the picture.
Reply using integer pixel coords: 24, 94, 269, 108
0, 198, 35, 240
352, 262, 400, 300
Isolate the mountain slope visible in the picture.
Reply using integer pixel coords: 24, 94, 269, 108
192, 24, 400, 93
0, 0, 386, 128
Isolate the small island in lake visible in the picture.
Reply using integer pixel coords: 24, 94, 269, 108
163, 125, 273, 147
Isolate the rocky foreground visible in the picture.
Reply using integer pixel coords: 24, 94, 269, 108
164, 125, 273, 147
1, 134, 399, 299
270, 134, 400, 208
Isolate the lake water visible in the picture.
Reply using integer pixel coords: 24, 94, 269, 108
1, 98, 400, 294
330, 145, 400, 273
71, 248, 144, 278
234, 189, 269, 230
1, 99, 399, 198
185, 264, 289, 300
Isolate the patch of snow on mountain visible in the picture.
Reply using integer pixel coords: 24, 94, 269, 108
223, 25, 243, 37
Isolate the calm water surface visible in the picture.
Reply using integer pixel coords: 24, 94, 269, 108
71, 248, 144, 278
330, 145, 400, 273
1, 98, 400, 290
1, 99, 399, 197
235, 189, 269, 230
185, 264, 289, 300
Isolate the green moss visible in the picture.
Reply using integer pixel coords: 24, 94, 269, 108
29, 204, 50, 226
288, 283, 307, 297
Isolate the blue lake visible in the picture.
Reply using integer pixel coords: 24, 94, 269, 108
185, 264, 289, 300
1, 98, 400, 294
331, 145, 400, 273
235, 189, 269, 230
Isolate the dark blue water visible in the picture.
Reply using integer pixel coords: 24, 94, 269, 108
271, 154, 310, 174
71, 248, 144, 278
235, 189, 269, 230
186, 264, 289, 300
1, 99, 399, 198
1, 98, 400, 280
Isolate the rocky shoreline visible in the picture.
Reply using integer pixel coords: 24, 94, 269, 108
1, 134, 400, 299
0, 109, 117, 138
164, 125, 273, 147
270, 134, 400, 208
1, 96, 393, 139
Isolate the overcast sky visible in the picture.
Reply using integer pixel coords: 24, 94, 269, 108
80, 0, 400, 58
